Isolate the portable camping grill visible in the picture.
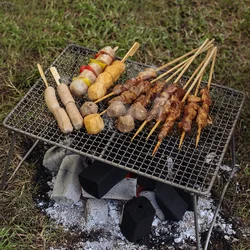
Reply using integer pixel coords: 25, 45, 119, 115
1, 44, 245, 249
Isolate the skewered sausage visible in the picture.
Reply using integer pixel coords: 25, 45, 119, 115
65, 102, 83, 130
80, 102, 98, 117
57, 83, 75, 106
52, 107, 73, 133
44, 86, 60, 113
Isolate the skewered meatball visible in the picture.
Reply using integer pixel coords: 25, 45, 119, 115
107, 100, 127, 118
116, 114, 135, 133
128, 102, 147, 121
69, 78, 88, 97
80, 102, 98, 117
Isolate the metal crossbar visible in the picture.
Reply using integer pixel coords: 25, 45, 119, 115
3, 44, 245, 196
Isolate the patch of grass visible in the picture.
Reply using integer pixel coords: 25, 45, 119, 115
1, 0, 250, 249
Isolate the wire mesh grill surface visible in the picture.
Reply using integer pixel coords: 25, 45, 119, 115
3, 44, 245, 195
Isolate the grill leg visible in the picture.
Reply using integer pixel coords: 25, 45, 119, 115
192, 193, 201, 250
1, 132, 17, 190
203, 134, 237, 250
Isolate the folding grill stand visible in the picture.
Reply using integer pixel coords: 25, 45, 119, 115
1, 44, 244, 250
0, 130, 237, 250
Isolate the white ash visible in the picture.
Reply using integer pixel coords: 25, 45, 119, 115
44, 192, 235, 249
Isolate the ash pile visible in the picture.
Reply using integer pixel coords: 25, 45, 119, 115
41, 146, 236, 249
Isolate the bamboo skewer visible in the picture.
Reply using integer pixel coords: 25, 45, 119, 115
121, 42, 140, 63
196, 47, 217, 147
207, 47, 217, 91
155, 38, 214, 72
153, 42, 214, 84
181, 47, 217, 103
37, 64, 49, 88
173, 38, 209, 85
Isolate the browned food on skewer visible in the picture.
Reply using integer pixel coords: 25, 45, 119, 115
152, 94, 183, 155
94, 67, 157, 104
196, 86, 212, 147
146, 86, 185, 140
178, 95, 201, 133
131, 84, 179, 141
108, 80, 151, 105
127, 80, 166, 121
178, 95, 201, 149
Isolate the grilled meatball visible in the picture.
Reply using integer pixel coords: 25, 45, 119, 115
128, 102, 147, 121
107, 100, 127, 118
116, 114, 135, 133
80, 102, 98, 117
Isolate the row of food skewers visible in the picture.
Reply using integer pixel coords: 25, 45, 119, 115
39, 39, 217, 155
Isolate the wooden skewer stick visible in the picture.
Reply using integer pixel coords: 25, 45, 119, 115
150, 58, 189, 84
37, 64, 49, 88
156, 38, 214, 72
94, 92, 114, 104
99, 109, 107, 116
153, 43, 214, 84
121, 42, 140, 63
196, 47, 217, 147
114, 46, 119, 52
131, 120, 147, 142
50, 67, 61, 86
181, 47, 217, 103
173, 38, 209, 85
152, 141, 162, 156
194, 49, 213, 96
207, 47, 217, 91
146, 120, 161, 140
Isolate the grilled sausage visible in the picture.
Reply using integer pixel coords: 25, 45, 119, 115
65, 102, 83, 130
57, 83, 75, 106
44, 86, 60, 113
52, 107, 73, 133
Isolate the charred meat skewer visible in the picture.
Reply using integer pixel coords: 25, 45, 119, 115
131, 84, 179, 141
178, 95, 201, 148
152, 94, 183, 155
196, 87, 212, 147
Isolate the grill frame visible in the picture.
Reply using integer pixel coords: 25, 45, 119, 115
3, 44, 245, 196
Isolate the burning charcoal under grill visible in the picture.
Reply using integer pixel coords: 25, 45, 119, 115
78, 160, 128, 199
155, 183, 188, 221
120, 196, 155, 242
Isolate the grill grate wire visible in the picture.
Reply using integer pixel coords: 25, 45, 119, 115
3, 44, 245, 195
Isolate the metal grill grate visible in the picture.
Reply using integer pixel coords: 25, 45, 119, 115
3, 44, 245, 195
